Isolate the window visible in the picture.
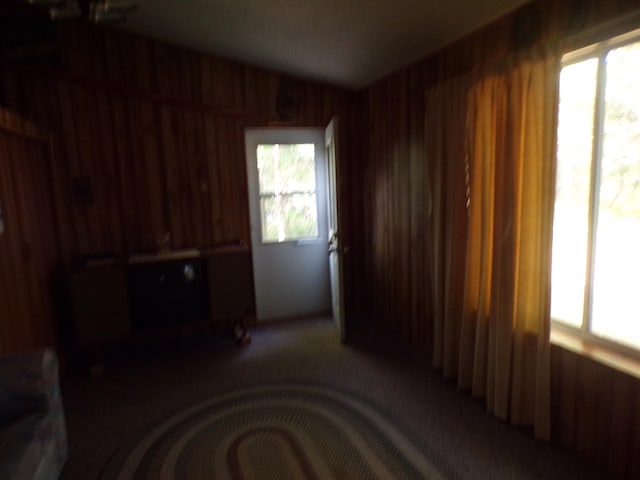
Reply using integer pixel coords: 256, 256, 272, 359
551, 29, 640, 354
256, 143, 319, 243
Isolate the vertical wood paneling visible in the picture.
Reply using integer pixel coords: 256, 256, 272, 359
4, 0, 639, 476
608, 370, 635, 478
0, 134, 29, 350
139, 99, 167, 251
551, 344, 577, 447
0, 110, 59, 354
1, 21, 362, 358
1, 22, 358, 261
214, 118, 233, 242
203, 112, 222, 245
360, 0, 640, 477
95, 89, 124, 253
365, 67, 429, 347
159, 104, 181, 248
551, 346, 640, 478
11, 142, 54, 347
633, 389, 640, 480
110, 94, 137, 252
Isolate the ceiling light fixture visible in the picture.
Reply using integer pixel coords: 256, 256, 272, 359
25, 0, 138, 23
27, 0, 62, 5
103, 0, 137, 13
49, 1, 82, 20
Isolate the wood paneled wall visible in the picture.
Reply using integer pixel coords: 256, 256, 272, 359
551, 345, 640, 478
364, 66, 428, 345
1, 22, 367, 348
0, 108, 59, 354
3, 0, 639, 474
361, 0, 640, 477
0, 22, 359, 265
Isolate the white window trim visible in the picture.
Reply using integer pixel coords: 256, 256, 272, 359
551, 28, 640, 364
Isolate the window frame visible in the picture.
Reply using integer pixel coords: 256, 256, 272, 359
551, 27, 640, 360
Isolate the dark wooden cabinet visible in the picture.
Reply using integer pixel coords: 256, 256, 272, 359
69, 248, 255, 348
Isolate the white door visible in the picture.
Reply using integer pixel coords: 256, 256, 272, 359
245, 129, 331, 321
325, 118, 346, 341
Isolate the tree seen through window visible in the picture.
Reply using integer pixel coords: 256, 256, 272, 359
257, 143, 319, 242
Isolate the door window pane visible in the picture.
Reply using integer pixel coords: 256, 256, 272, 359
260, 194, 318, 242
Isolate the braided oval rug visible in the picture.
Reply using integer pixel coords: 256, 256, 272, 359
101, 384, 445, 480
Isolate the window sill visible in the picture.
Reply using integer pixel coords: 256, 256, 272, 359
551, 327, 640, 380
260, 238, 322, 246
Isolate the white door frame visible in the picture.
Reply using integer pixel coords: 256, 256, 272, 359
245, 128, 331, 322
325, 118, 346, 341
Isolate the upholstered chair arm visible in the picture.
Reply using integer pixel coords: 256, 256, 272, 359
0, 349, 58, 400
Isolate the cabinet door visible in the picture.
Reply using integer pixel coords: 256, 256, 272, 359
128, 259, 208, 330
70, 265, 131, 346
207, 251, 255, 323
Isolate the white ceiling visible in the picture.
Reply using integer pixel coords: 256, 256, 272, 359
120, 0, 532, 90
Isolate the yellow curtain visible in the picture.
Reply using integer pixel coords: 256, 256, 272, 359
427, 55, 559, 440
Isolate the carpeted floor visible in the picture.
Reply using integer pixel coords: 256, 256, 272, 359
60, 316, 608, 479
100, 384, 446, 479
